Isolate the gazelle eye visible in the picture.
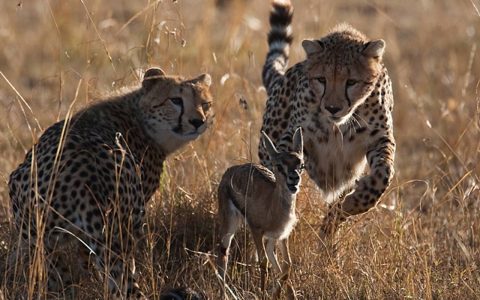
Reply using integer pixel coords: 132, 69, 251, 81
346, 79, 358, 87
170, 97, 183, 106
299, 163, 306, 171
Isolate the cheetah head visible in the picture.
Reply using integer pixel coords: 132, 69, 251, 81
139, 67, 213, 154
301, 25, 385, 125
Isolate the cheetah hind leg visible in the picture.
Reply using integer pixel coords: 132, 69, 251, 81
46, 240, 90, 298
92, 241, 146, 300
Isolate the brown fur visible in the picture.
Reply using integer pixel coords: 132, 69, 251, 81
217, 129, 303, 300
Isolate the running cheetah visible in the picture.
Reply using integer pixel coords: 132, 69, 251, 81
8, 67, 213, 298
259, 0, 395, 236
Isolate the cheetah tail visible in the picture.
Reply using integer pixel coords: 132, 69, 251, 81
262, 0, 294, 94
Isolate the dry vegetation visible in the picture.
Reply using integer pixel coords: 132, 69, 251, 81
0, 0, 479, 299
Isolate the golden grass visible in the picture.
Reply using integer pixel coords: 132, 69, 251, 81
0, 0, 479, 298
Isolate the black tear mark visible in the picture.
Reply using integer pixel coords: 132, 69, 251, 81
173, 101, 184, 133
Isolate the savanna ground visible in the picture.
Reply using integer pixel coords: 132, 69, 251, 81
0, 0, 479, 299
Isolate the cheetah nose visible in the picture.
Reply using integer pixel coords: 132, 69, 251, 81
325, 105, 342, 115
189, 118, 205, 129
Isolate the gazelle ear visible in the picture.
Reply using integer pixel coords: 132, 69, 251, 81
292, 127, 303, 155
261, 131, 279, 158
142, 67, 166, 90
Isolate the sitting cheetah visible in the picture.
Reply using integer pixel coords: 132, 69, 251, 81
259, 0, 395, 236
8, 67, 213, 298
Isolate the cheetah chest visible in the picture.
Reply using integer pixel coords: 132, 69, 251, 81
303, 124, 369, 199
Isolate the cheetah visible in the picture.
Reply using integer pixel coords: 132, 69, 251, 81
259, 0, 395, 237
8, 67, 213, 298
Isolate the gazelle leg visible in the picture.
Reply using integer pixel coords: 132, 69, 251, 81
265, 238, 285, 299
278, 238, 297, 300
265, 238, 281, 274
217, 202, 242, 300
251, 230, 268, 293
217, 198, 242, 282
217, 233, 234, 281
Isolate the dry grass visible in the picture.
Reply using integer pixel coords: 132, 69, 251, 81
0, 0, 479, 299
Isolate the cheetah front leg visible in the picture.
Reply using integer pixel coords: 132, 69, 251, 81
321, 133, 395, 237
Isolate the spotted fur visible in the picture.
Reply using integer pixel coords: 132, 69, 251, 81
260, 0, 395, 236
8, 67, 213, 298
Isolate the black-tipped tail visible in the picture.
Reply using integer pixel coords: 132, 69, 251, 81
262, 0, 294, 94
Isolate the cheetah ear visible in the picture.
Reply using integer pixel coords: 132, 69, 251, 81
362, 39, 385, 60
302, 39, 325, 57
193, 73, 212, 87
292, 127, 303, 156
261, 131, 279, 158
142, 67, 166, 90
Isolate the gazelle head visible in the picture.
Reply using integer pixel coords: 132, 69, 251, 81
262, 127, 305, 193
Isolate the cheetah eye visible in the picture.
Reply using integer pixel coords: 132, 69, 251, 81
201, 102, 212, 112
346, 79, 359, 87
315, 77, 326, 84
169, 97, 183, 106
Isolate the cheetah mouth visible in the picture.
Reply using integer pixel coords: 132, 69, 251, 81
172, 123, 208, 139
172, 128, 201, 139
328, 115, 348, 125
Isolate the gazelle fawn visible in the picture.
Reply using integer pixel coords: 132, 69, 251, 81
217, 128, 304, 299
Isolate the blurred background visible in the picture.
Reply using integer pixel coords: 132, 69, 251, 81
0, 0, 479, 298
